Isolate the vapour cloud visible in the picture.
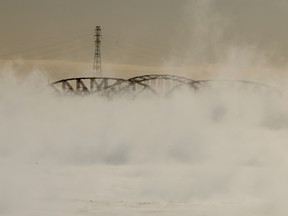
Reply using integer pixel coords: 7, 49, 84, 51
1, 1, 288, 215
0, 60, 288, 215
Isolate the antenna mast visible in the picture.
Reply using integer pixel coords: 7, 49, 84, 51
93, 26, 102, 76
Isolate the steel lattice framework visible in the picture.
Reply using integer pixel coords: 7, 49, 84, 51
93, 26, 102, 76
51, 74, 278, 98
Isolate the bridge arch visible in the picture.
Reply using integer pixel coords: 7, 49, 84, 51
51, 75, 280, 98
52, 77, 149, 97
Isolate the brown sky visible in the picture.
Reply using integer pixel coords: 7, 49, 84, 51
0, 0, 288, 80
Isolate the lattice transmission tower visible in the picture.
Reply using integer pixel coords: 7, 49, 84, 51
93, 26, 102, 76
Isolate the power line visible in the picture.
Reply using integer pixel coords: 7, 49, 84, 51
0, 32, 91, 59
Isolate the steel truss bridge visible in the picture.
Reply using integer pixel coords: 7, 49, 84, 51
52, 74, 277, 98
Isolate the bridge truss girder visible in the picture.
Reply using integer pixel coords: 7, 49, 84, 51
51, 74, 278, 98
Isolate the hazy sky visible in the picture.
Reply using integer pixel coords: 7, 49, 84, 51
1, 0, 288, 78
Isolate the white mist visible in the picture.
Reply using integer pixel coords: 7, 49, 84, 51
0, 65, 288, 216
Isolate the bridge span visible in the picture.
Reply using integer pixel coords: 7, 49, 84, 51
51, 74, 278, 98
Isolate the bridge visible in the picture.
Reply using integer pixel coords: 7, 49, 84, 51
51, 74, 278, 98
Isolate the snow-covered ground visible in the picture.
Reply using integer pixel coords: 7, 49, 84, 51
0, 162, 269, 216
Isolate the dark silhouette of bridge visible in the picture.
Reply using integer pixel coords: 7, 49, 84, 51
51, 74, 278, 98
51, 27, 279, 98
